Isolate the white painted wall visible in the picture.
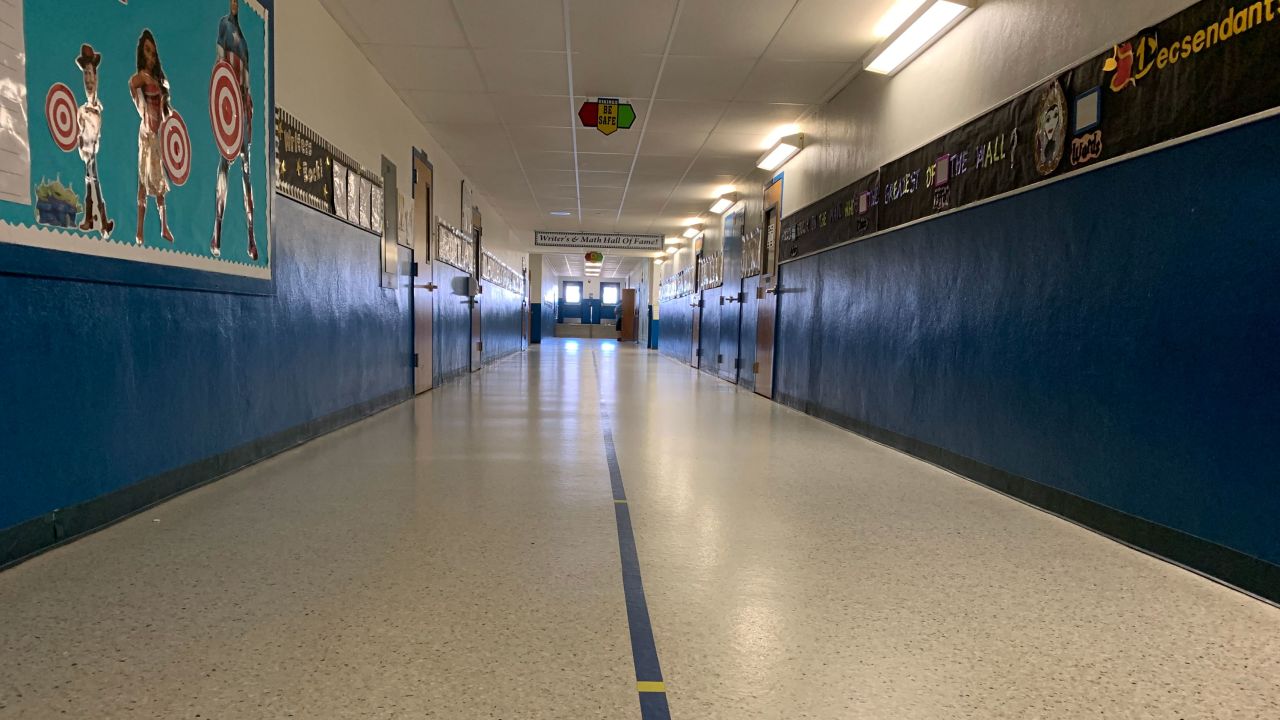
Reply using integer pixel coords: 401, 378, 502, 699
275, 0, 526, 268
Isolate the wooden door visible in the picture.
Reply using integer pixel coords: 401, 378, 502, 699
619, 288, 638, 341
754, 179, 783, 399
412, 153, 435, 394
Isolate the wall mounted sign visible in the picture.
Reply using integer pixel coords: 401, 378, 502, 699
578, 98, 636, 136
535, 230, 661, 250
276, 109, 381, 236
0, 0, 275, 288
782, 0, 1280, 262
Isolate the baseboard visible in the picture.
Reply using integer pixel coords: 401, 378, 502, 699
788, 399, 1280, 606
0, 387, 413, 571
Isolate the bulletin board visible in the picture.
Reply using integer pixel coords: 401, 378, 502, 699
0, 0, 275, 293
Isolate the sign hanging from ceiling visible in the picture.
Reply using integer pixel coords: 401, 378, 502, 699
578, 98, 636, 136
535, 231, 662, 250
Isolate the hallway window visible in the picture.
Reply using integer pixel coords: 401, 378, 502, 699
564, 281, 583, 304
601, 282, 620, 306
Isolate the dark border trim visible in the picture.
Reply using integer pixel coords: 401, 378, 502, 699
777, 396, 1280, 606
1, 386, 411, 571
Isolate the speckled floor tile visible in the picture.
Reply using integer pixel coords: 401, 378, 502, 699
1, 339, 1277, 719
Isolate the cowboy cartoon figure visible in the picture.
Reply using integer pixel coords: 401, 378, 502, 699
210, 0, 258, 261
76, 44, 113, 237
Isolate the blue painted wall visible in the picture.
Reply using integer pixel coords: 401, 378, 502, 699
775, 117, 1280, 566
737, 275, 760, 391
0, 197, 411, 532
541, 301, 556, 341
530, 303, 542, 343
658, 298, 693, 365
481, 283, 523, 364
433, 262, 472, 386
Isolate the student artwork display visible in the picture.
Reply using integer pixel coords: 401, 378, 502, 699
0, 0, 274, 284
480, 250, 523, 295
275, 108, 383, 235
697, 251, 723, 291
659, 267, 695, 302
782, 0, 1280, 262
437, 219, 475, 274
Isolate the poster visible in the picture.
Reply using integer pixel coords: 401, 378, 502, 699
783, 0, 1280, 262
0, 0, 274, 283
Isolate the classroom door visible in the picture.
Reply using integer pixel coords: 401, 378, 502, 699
412, 153, 435, 394
470, 207, 483, 372
754, 179, 783, 399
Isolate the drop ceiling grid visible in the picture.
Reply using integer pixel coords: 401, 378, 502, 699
319, 0, 901, 239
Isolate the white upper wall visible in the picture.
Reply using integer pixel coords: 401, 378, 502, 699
275, 0, 526, 267
782, 0, 1196, 216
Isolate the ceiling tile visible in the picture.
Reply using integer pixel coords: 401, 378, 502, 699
687, 153, 753, 178
671, 0, 797, 58
498, 95, 577, 127
579, 171, 630, 187
644, 99, 728, 135
632, 154, 692, 177
656, 56, 755, 101
320, 0, 371, 43
474, 50, 570, 94
575, 127, 640, 155
766, 0, 895, 61
573, 53, 662, 100
509, 126, 576, 154
520, 151, 578, 171
735, 59, 854, 104
569, 0, 678, 55
638, 130, 709, 157
343, 0, 467, 48
403, 91, 499, 125
577, 153, 636, 173
526, 169, 582, 187
455, 0, 566, 51
701, 130, 761, 158
361, 45, 484, 91
713, 101, 809, 138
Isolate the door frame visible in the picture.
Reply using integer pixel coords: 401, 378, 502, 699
411, 149, 436, 394
754, 177, 783, 399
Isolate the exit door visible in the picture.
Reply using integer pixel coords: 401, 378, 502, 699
412, 152, 436, 394
754, 179, 783, 399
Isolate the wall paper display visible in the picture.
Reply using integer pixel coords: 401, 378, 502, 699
480, 250, 524, 295
780, 171, 880, 261
785, 0, 1280, 262
437, 219, 474, 274
697, 251, 723, 291
274, 107, 382, 231
534, 230, 663, 250
460, 179, 473, 235
659, 266, 695, 302
331, 160, 347, 220
0, 0, 276, 287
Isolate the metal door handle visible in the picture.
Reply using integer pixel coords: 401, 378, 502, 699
414, 283, 438, 291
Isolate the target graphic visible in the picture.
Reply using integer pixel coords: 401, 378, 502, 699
162, 111, 192, 186
45, 83, 79, 152
208, 60, 244, 160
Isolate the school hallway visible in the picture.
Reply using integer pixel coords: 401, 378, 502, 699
1, 339, 1276, 719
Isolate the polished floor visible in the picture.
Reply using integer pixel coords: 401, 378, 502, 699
2, 339, 1278, 719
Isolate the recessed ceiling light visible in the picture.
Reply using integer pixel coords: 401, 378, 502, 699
550, 211, 573, 216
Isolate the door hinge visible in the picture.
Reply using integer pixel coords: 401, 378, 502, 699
756, 287, 766, 300
719, 296, 725, 306
476, 341, 484, 352
734, 358, 743, 370
696, 348, 703, 357
738, 292, 748, 304
717, 353, 724, 363
412, 353, 420, 368
752, 361, 761, 374
410, 261, 419, 276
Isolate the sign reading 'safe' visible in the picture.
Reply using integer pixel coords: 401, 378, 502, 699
534, 231, 662, 250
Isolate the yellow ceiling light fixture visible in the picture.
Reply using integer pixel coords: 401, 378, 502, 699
710, 193, 738, 215
757, 133, 804, 171
682, 224, 703, 239
864, 0, 973, 76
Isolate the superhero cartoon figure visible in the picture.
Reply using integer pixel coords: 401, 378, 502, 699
75, 44, 113, 237
210, 0, 258, 261
129, 30, 174, 244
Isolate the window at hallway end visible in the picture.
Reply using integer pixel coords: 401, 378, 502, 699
602, 282, 620, 305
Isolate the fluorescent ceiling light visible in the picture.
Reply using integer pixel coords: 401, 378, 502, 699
761, 125, 800, 151
664, 236, 681, 245
710, 193, 738, 214
757, 134, 803, 171
874, 0, 928, 37
549, 210, 572, 216
865, 0, 972, 76
666, 246, 679, 255
682, 226, 702, 239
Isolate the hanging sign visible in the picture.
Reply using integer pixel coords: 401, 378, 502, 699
578, 98, 636, 136
535, 230, 661, 250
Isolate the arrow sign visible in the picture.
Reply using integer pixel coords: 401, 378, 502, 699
578, 98, 636, 136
